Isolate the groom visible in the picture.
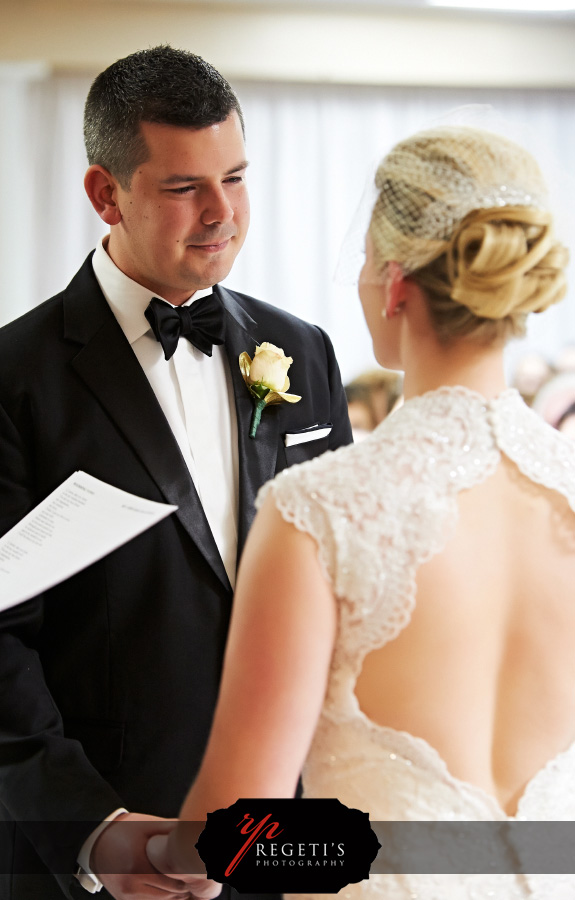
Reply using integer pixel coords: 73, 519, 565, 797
0, 46, 352, 900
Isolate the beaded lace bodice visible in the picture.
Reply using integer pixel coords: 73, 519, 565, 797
257, 387, 575, 899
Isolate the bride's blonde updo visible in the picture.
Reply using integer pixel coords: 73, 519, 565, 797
369, 126, 569, 343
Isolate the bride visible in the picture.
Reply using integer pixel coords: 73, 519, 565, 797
149, 126, 575, 898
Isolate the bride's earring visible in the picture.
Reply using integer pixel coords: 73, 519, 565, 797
381, 307, 388, 320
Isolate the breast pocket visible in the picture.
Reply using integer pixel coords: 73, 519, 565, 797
284, 436, 330, 467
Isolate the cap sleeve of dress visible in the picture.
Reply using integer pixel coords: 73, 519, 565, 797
255, 453, 344, 586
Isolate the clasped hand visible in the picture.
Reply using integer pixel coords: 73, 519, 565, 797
147, 830, 222, 900
90, 812, 221, 900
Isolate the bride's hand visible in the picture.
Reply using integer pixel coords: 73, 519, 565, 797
146, 833, 222, 899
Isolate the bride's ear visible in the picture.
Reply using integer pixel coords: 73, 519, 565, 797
384, 261, 407, 318
84, 165, 123, 226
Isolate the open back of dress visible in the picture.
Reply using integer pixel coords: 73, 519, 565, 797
356, 451, 575, 817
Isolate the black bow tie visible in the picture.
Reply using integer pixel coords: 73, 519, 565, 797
144, 294, 226, 361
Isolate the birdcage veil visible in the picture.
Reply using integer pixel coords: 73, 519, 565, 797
335, 106, 558, 292
369, 124, 548, 275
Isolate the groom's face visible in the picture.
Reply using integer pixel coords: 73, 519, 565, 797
108, 112, 250, 304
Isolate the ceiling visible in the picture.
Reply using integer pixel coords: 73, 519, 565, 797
114, 0, 575, 21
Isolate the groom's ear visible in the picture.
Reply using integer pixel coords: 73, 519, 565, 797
84, 165, 123, 226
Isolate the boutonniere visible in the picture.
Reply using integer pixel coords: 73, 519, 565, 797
239, 342, 302, 439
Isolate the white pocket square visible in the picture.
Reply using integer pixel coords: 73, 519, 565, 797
284, 424, 332, 447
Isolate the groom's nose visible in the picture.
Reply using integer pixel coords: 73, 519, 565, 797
201, 184, 235, 226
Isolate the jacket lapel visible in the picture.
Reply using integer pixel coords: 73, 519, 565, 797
63, 258, 231, 591
216, 286, 281, 559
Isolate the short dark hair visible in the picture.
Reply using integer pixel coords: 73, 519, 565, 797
84, 45, 244, 188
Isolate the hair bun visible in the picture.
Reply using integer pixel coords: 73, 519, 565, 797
446, 206, 569, 319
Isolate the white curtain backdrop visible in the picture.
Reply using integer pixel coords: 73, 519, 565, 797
1, 69, 575, 383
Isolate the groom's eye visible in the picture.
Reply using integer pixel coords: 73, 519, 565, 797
167, 185, 197, 194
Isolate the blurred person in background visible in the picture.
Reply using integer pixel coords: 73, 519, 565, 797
345, 368, 403, 440
532, 370, 575, 431
555, 343, 575, 374
510, 350, 552, 406
556, 400, 575, 438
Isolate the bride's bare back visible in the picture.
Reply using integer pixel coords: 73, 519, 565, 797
356, 453, 575, 816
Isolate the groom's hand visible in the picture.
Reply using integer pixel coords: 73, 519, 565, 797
90, 812, 193, 899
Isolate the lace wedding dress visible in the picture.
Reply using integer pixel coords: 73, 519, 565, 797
257, 387, 575, 900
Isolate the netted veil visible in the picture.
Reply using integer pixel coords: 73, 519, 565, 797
338, 118, 568, 321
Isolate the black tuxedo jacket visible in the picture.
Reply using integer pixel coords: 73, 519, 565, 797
0, 255, 352, 899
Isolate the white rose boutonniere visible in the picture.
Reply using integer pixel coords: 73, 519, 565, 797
239, 342, 302, 439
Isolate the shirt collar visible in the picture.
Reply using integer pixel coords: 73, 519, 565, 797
92, 237, 214, 345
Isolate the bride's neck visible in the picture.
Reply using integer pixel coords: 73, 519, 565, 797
402, 334, 508, 401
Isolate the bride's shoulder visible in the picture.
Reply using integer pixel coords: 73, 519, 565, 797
494, 388, 575, 503
257, 437, 366, 509
255, 401, 417, 520
259, 387, 478, 499
257, 385, 575, 516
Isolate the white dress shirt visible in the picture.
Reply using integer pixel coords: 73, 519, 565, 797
92, 237, 239, 588
75, 239, 240, 892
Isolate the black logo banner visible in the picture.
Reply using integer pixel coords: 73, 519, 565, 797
196, 798, 380, 893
